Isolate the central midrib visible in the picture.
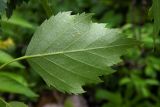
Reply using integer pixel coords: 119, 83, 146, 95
0, 42, 135, 70
25, 43, 134, 59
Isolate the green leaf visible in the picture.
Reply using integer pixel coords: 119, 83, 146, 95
1, 12, 36, 30
25, 12, 136, 94
0, 50, 24, 69
0, 0, 7, 16
8, 102, 28, 107
100, 11, 122, 27
0, 98, 28, 107
5, 0, 29, 18
119, 77, 131, 85
150, 0, 160, 41
0, 72, 37, 97
0, 98, 6, 107
96, 89, 122, 104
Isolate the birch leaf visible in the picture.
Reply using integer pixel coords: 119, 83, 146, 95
25, 12, 137, 94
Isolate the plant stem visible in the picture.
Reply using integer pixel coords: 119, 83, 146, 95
0, 56, 29, 70
41, 0, 53, 18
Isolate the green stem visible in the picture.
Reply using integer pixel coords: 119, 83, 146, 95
41, 0, 53, 18
0, 56, 29, 70
0, 54, 52, 70
0, 53, 54, 70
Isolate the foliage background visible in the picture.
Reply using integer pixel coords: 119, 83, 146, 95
0, 0, 160, 107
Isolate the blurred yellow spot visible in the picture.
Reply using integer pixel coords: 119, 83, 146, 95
0, 38, 15, 49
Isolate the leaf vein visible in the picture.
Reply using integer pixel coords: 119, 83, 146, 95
30, 60, 75, 89
63, 54, 105, 71
43, 57, 98, 82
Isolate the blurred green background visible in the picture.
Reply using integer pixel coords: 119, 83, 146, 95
0, 0, 160, 107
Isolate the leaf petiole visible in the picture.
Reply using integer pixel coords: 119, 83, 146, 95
0, 56, 28, 70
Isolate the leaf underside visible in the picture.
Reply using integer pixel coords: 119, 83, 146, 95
26, 12, 136, 94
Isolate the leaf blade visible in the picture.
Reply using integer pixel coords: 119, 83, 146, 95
26, 12, 137, 93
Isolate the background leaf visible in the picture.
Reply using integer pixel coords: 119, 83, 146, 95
1, 12, 36, 30
0, 98, 28, 107
0, 98, 6, 107
0, 0, 7, 16
150, 0, 160, 42
0, 72, 37, 97
8, 101, 28, 107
